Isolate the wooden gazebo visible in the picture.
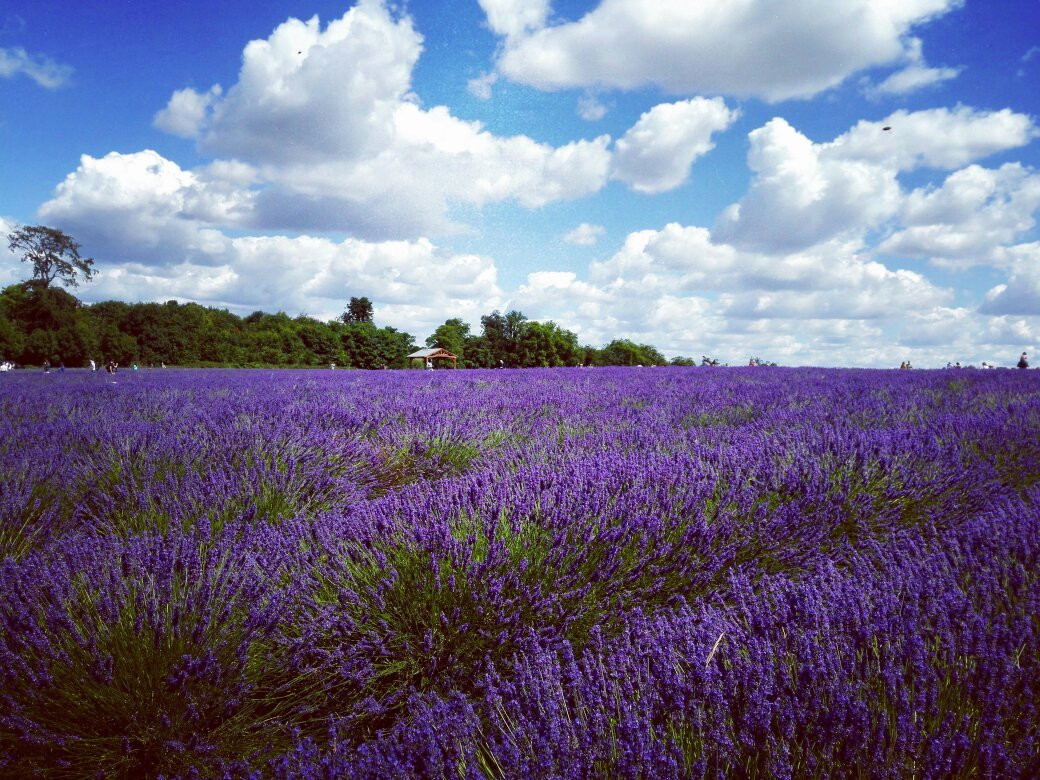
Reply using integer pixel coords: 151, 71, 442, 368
407, 347, 458, 369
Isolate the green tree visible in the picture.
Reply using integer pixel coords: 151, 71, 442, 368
374, 326, 414, 369
340, 321, 413, 368
575, 345, 598, 366
1, 283, 93, 364
194, 306, 245, 364
0, 310, 24, 361
341, 296, 374, 324
426, 318, 470, 364
7, 225, 96, 290
296, 315, 341, 365
599, 339, 667, 367
461, 334, 493, 368
480, 309, 528, 367
517, 320, 579, 367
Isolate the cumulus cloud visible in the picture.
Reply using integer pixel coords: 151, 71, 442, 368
510, 221, 956, 364
197, 2, 420, 165
36, 150, 247, 266
715, 107, 1038, 254
77, 229, 503, 335
980, 243, 1040, 315
899, 307, 1038, 362
714, 118, 901, 252
981, 278, 1040, 317
611, 98, 738, 193
831, 106, 1037, 171
881, 163, 1040, 264
149, 0, 612, 238
490, 0, 958, 101
476, 0, 550, 38
153, 85, 223, 138
589, 224, 948, 310
0, 45, 72, 88
563, 223, 605, 246
31, 147, 504, 333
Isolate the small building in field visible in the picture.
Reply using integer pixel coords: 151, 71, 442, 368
407, 347, 458, 369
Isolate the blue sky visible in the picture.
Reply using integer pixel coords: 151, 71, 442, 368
2, 0, 1039, 367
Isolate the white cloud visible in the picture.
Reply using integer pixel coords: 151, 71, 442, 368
491, 0, 958, 101
714, 118, 901, 252
199, 1, 420, 165
589, 224, 948, 309
0, 45, 72, 88
30, 147, 503, 334
980, 243, 1040, 315
466, 71, 497, 99
872, 61, 959, 96
577, 93, 607, 121
511, 221, 958, 364
80, 230, 503, 336
36, 150, 246, 266
611, 98, 738, 193
899, 307, 1037, 362
150, 0, 612, 238
881, 164, 1040, 264
831, 107, 1037, 171
563, 222, 605, 246
980, 279, 1040, 317
715, 107, 1038, 254
476, 0, 550, 38
869, 37, 960, 96
152, 85, 223, 138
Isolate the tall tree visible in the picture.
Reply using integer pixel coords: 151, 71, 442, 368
480, 309, 528, 366
341, 296, 374, 324
426, 318, 470, 362
7, 225, 96, 290
599, 339, 667, 367
517, 321, 579, 367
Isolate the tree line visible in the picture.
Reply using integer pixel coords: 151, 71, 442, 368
2, 224, 698, 369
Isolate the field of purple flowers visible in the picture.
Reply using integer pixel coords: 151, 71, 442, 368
1, 366, 1038, 778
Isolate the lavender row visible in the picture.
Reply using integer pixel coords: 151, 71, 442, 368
1, 367, 1038, 776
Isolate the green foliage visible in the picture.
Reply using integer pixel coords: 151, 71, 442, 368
5, 547, 294, 777
597, 338, 668, 367
0, 282, 420, 367
339, 321, 413, 369
426, 318, 470, 363
480, 309, 528, 367
517, 320, 579, 367
0, 311, 23, 362
341, 296, 374, 324
0, 278, 703, 368
292, 512, 558, 734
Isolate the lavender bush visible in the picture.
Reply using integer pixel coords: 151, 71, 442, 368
1, 367, 1038, 778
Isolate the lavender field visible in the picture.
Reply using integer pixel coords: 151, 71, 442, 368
1, 366, 1038, 778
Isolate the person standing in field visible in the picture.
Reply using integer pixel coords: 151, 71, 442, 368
1018, 352, 1029, 369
